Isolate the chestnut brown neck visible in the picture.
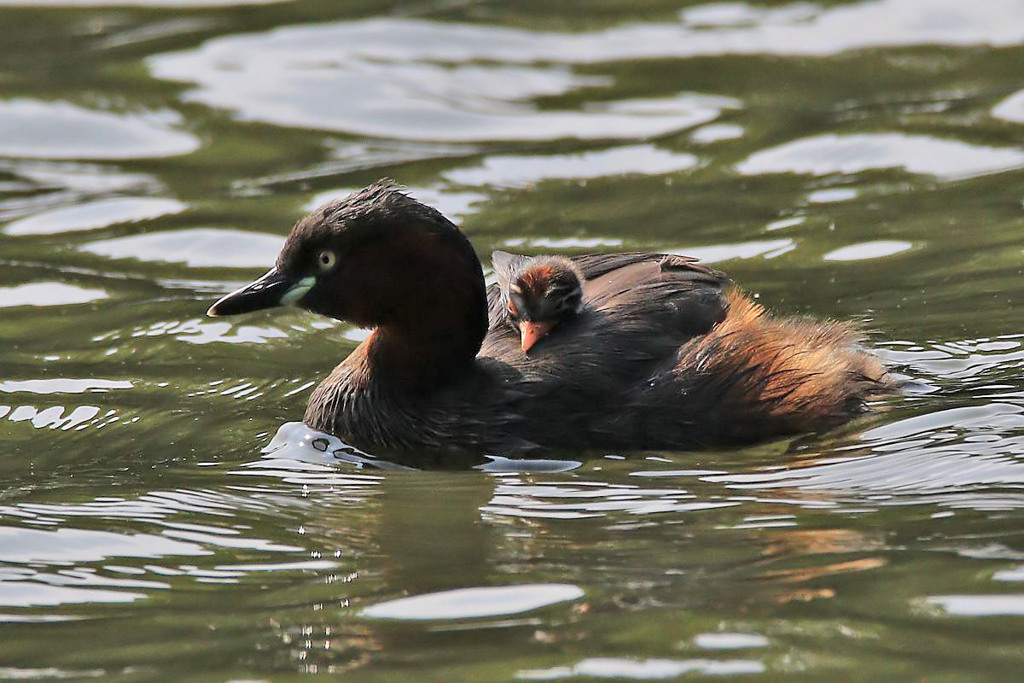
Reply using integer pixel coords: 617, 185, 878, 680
367, 296, 486, 393
353, 230, 488, 394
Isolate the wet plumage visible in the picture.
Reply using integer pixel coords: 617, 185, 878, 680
208, 180, 892, 456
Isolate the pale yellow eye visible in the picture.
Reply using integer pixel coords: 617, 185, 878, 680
317, 250, 337, 272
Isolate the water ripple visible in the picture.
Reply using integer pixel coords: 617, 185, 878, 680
0, 282, 108, 309
442, 144, 700, 189
737, 133, 1024, 180
362, 584, 584, 621
0, 100, 198, 160
5, 197, 186, 236
81, 228, 284, 268
519, 657, 765, 680
148, 22, 737, 142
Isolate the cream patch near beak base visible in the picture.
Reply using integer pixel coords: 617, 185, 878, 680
279, 276, 316, 305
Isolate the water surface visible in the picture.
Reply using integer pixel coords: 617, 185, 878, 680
3, 0, 1024, 680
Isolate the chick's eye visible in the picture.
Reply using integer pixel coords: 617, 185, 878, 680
554, 290, 581, 312
509, 293, 525, 319
317, 250, 337, 272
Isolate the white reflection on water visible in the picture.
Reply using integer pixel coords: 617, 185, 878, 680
690, 123, 745, 145
822, 240, 913, 261
102, 317, 290, 346
0, 527, 207, 563
148, 23, 734, 142
737, 133, 1024, 179
0, 282, 108, 308
881, 336, 1024, 380
0, 478, 365, 609
672, 239, 795, 263
0, 668, 102, 680
0, 158, 155, 196
173, 319, 289, 345
0, 581, 146, 608
693, 632, 770, 650
806, 187, 858, 204
0, 161, 156, 197
477, 456, 581, 474
362, 584, 583, 621
148, 1, 1024, 142
992, 90, 1024, 123
927, 595, 1024, 616
5, 197, 186, 236
0, 405, 101, 430
0, 161, 161, 226
306, 186, 486, 220
485, 479, 738, 520
442, 145, 699, 189
0, 100, 199, 160
501, 236, 624, 249
81, 228, 285, 268
304, 143, 704, 224
0, 379, 132, 394
994, 566, 1024, 582
681, 2, 818, 28
704, 434, 1024, 499
519, 657, 765, 680
765, 216, 806, 232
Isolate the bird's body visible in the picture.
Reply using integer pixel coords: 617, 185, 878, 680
209, 181, 892, 457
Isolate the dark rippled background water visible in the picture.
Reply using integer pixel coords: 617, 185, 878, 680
3, 0, 1024, 679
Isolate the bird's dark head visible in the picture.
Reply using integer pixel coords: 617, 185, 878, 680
209, 181, 486, 339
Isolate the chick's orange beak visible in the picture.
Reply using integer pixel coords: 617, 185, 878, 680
520, 320, 555, 353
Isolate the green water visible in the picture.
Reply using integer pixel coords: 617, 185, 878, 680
4, 0, 1024, 679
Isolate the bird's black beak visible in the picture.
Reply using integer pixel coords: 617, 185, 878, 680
207, 268, 314, 317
